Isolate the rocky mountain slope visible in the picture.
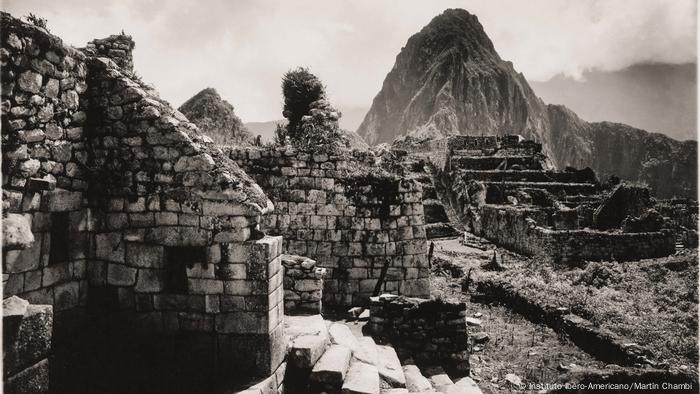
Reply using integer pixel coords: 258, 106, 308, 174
531, 63, 697, 142
179, 88, 254, 146
357, 9, 697, 199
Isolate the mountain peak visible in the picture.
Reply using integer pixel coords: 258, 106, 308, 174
179, 88, 253, 146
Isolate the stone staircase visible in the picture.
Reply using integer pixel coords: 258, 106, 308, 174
282, 315, 482, 394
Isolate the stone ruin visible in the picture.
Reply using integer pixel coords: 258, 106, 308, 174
391, 134, 679, 264
1, 11, 693, 394
0, 13, 434, 393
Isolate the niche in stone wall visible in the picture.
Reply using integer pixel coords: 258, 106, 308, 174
164, 246, 205, 294
48, 212, 70, 265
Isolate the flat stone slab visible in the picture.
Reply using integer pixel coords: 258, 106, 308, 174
285, 314, 329, 341
342, 359, 380, 394
354, 337, 378, 366
328, 322, 360, 351
444, 377, 483, 394
402, 365, 432, 392
381, 390, 408, 394
310, 344, 352, 388
429, 373, 453, 392
289, 334, 330, 369
3, 296, 29, 318
377, 345, 405, 388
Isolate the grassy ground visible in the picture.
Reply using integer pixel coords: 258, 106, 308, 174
430, 238, 607, 393
478, 249, 699, 371
429, 236, 699, 391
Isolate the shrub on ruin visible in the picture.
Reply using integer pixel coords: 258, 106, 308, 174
574, 261, 622, 288
280, 67, 347, 152
25, 13, 49, 31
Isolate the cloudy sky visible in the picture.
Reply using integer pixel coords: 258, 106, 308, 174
3, 0, 697, 122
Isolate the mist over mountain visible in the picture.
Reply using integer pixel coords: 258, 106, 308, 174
179, 88, 254, 146
530, 63, 697, 142
357, 8, 697, 198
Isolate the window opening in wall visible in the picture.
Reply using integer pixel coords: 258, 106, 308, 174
48, 212, 70, 265
164, 246, 205, 294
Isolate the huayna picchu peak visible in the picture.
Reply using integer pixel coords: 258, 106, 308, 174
358, 8, 697, 199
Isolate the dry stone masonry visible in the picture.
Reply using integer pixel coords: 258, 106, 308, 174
281, 254, 326, 313
229, 147, 431, 306
368, 294, 470, 376
3, 296, 53, 394
1, 12, 285, 384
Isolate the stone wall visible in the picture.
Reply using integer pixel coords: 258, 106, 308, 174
2, 12, 91, 313
2, 13, 286, 380
368, 295, 469, 375
229, 147, 431, 306
281, 254, 325, 313
3, 296, 53, 394
478, 205, 676, 263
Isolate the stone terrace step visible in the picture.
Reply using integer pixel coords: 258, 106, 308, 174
342, 359, 380, 394
450, 155, 543, 171
310, 344, 353, 393
481, 181, 599, 195
402, 365, 433, 392
377, 345, 406, 388
456, 169, 591, 184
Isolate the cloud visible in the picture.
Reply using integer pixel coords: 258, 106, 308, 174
3, 0, 695, 121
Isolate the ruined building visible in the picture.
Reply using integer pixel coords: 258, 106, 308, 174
1, 13, 436, 393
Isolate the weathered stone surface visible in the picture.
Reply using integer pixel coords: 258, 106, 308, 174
402, 365, 432, 392
377, 345, 405, 388
107, 263, 137, 286
3, 303, 53, 375
354, 336, 378, 366
2, 214, 34, 250
4, 359, 49, 394
310, 344, 352, 389
342, 359, 379, 394
329, 322, 360, 352
289, 334, 329, 370
125, 243, 163, 268
17, 71, 42, 93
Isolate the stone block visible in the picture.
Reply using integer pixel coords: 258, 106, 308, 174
3, 301, 53, 376
107, 263, 137, 286
42, 263, 70, 287
95, 232, 125, 263
53, 281, 79, 311
188, 278, 224, 294
125, 243, 163, 268
4, 359, 49, 394
5, 236, 41, 273
134, 268, 165, 292
215, 312, 267, 334
145, 227, 209, 246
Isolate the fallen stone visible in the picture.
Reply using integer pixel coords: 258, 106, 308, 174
402, 365, 432, 392
504, 373, 522, 387
429, 373, 453, 392
354, 336, 378, 366
471, 332, 489, 344
329, 322, 359, 351
289, 334, 329, 370
465, 317, 482, 327
359, 309, 370, 321
445, 377, 483, 394
377, 345, 405, 388
348, 306, 364, 318
342, 359, 380, 394
310, 344, 352, 389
